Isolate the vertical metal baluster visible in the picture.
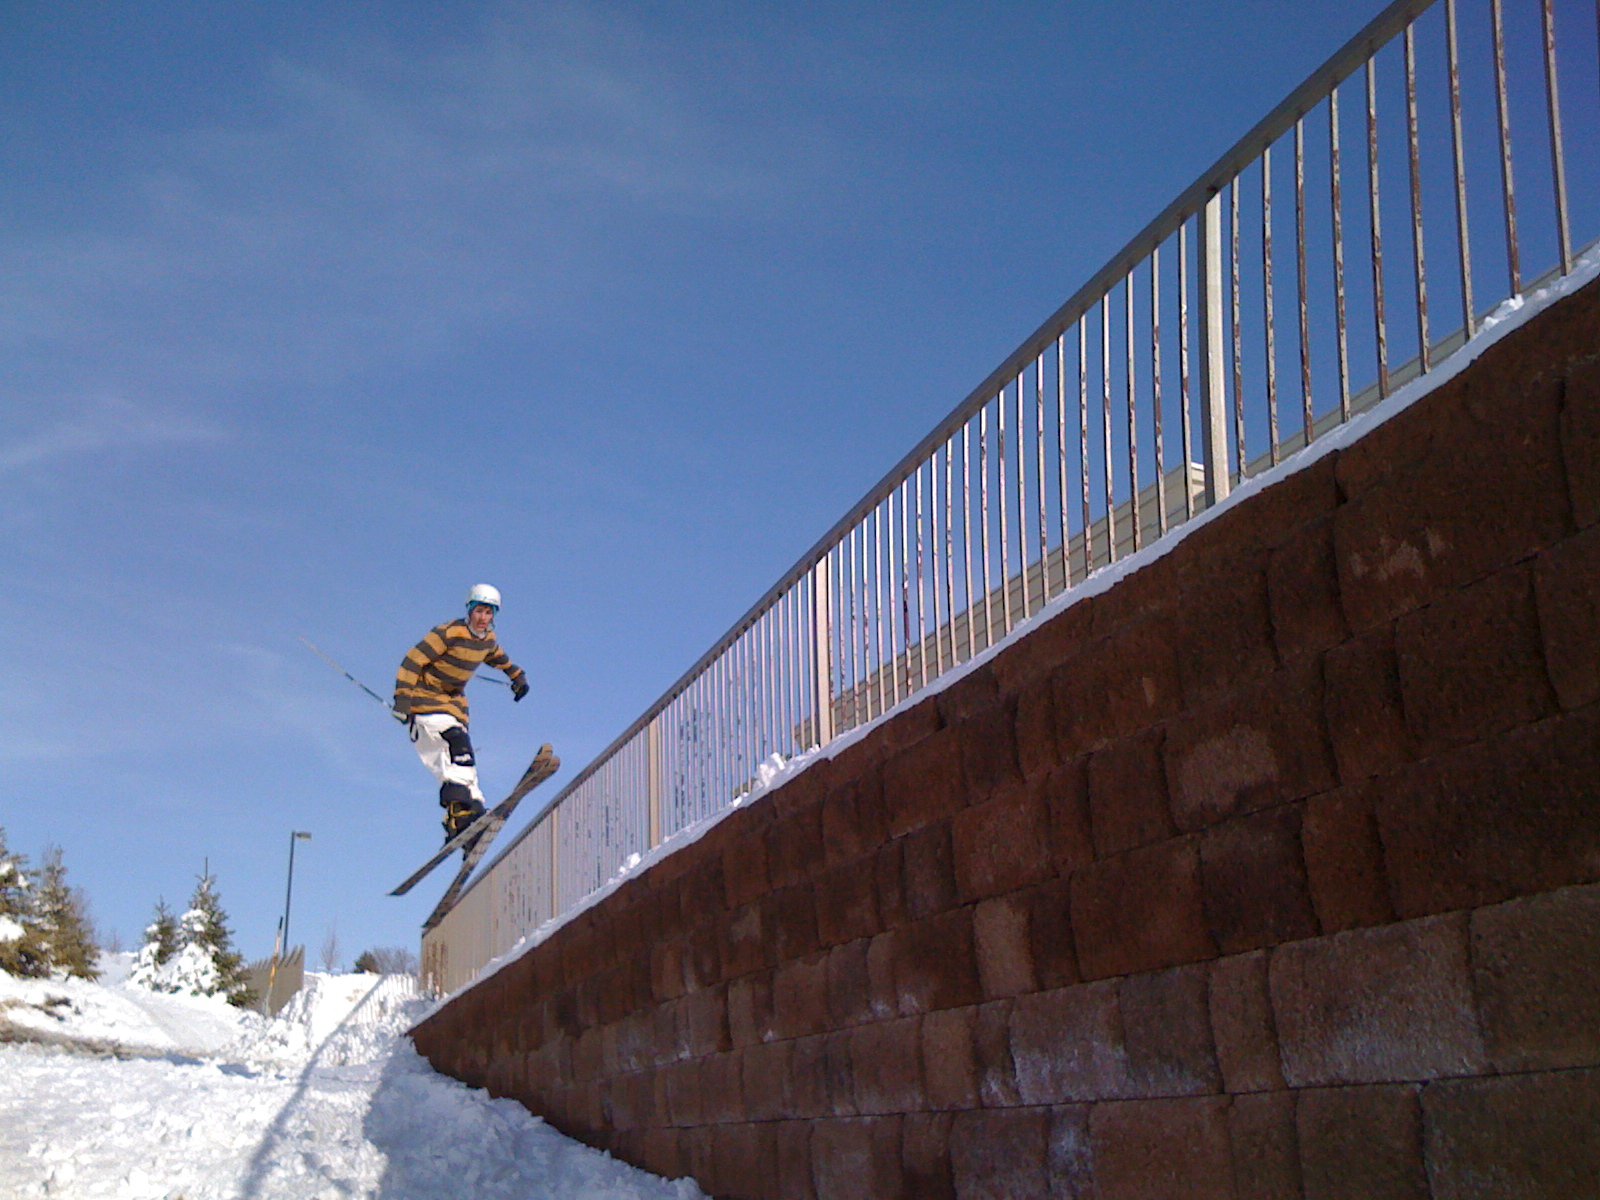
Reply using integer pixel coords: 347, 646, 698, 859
1056, 333, 1071, 584
1079, 322, 1093, 576
1368, 58, 1390, 399
1331, 86, 1352, 421
1179, 223, 1195, 520
1295, 119, 1314, 447
931, 452, 947, 676
940, 438, 953, 659
921, 464, 934, 691
900, 479, 913, 695
1231, 183, 1245, 480
1406, 24, 1432, 372
1035, 355, 1048, 606
1125, 276, 1141, 550
1446, 0, 1476, 338
874, 504, 886, 717
864, 517, 876, 719
1014, 374, 1029, 622
1492, 0, 1522, 293
981, 404, 994, 647
1264, 147, 1280, 465
962, 423, 976, 660
844, 532, 858, 727
1543, 0, 1572, 275
998, 388, 1012, 632
1152, 248, 1167, 535
886, 488, 901, 710
1101, 297, 1116, 562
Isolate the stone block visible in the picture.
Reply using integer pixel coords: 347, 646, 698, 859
958, 700, 1023, 801
1270, 913, 1486, 1086
972, 894, 1036, 999
1324, 626, 1418, 785
1422, 1068, 1600, 1200
1087, 726, 1176, 857
1052, 615, 1184, 757
938, 665, 1000, 725
727, 970, 775, 1048
884, 726, 967, 837
1010, 979, 1134, 1104
811, 1117, 904, 1200
766, 797, 825, 891
723, 817, 773, 910
949, 1109, 1050, 1200
902, 822, 958, 921
894, 907, 980, 1015
814, 860, 881, 948
902, 1112, 956, 1200
787, 1033, 833, 1120
1268, 514, 1349, 662
682, 984, 730, 1057
772, 952, 830, 1041
1164, 661, 1336, 832
1374, 705, 1600, 917
775, 1121, 818, 1200
1470, 883, 1600, 1072
1089, 1096, 1237, 1200
992, 590, 1096, 690
821, 769, 888, 867
700, 1050, 746, 1123
761, 883, 819, 964
873, 839, 909, 931
1302, 783, 1397, 933
1227, 1091, 1301, 1200
1014, 675, 1062, 781
1119, 962, 1221, 1096
825, 940, 873, 1029
1072, 835, 1214, 981
662, 1058, 704, 1127
1209, 950, 1286, 1093
741, 1038, 791, 1122
1043, 757, 1096, 873
723, 903, 767, 980
1045, 1104, 1096, 1199
922, 1007, 979, 1110
1564, 353, 1600, 527
1199, 802, 1319, 954
865, 932, 899, 1021
850, 1015, 926, 1115
951, 779, 1053, 901
1298, 1085, 1429, 1200
822, 1031, 858, 1117
1026, 876, 1080, 990
1395, 563, 1556, 753
711, 1122, 777, 1200
974, 1000, 1020, 1108
1173, 546, 1280, 707
1533, 522, 1600, 709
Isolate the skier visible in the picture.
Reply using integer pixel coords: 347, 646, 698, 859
394, 584, 530, 841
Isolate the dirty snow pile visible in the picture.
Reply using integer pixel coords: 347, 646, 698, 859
0, 958, 703, 1199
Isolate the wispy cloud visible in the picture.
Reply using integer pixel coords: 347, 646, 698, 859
0, 396, 224, 477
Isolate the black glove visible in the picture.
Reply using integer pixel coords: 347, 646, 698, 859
392, 693, 412, 720
511, 678, 529, 703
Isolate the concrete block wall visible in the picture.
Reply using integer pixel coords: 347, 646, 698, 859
410, 274, 1600, 1199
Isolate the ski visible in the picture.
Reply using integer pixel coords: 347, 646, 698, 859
390, 744, 559, 897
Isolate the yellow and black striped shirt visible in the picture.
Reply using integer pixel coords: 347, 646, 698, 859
395, 620, 526, 725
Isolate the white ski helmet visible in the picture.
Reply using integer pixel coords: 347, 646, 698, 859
466, 583, 502, 612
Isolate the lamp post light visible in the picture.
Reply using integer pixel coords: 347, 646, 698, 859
282, 830, 312, 954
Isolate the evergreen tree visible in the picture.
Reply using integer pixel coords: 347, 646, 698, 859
34, 846, 100, 981
0, 826, 50, 978
129, 898, 181, 990
176, 872, 253, 1007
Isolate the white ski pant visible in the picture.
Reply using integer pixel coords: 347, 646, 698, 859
407, 713, 486, 806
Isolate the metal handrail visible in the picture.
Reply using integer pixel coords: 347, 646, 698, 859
426, 0, 1598, 992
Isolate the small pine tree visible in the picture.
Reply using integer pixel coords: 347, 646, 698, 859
34, 846, 100, 981
353, 946, 418, 975
180, 872, 253, 1007
0, 826, 50, 978
129, 899, 181, 990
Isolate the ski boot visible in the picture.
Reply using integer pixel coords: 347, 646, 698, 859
442, 797, 485, 842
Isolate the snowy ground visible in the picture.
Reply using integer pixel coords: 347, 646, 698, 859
0, 957, 703, 1200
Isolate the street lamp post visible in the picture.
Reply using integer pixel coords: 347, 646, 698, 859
282, 830, 312, 954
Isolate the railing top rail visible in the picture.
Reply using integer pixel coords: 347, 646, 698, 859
519, 0, 1436, 815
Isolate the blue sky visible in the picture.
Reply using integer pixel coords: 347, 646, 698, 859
3, 0, 1398, 962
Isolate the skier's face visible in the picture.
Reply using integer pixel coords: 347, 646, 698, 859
468, 604, 495, 636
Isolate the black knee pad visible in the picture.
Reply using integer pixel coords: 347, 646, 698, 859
440, 725, 476, 768
439, 781, 473, 809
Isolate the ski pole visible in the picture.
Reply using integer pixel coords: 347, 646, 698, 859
298, 636, 406, 720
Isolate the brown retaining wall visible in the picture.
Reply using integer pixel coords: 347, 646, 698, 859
411, 273, 1600, 1199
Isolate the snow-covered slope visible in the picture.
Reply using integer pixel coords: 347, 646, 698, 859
0, 964, 703, 1199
